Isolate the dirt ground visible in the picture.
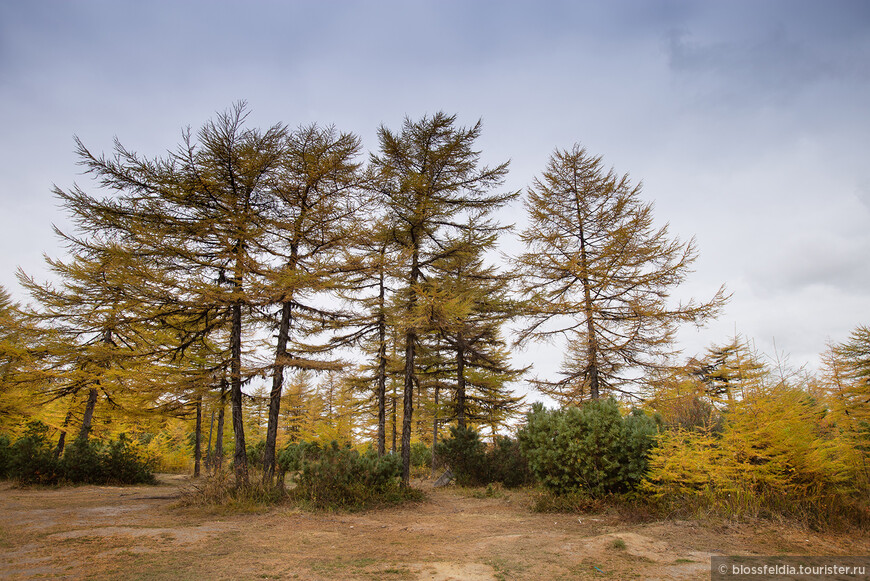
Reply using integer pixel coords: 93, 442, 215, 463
0, 474, 865, 580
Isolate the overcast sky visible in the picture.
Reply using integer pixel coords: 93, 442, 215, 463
1, 0, 868, 388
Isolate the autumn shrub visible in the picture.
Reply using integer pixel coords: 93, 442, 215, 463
643, 382, 868, 528
435, 426, 532, 487
178, 469, 286, 511
518, 399, 659, 496
278, 440, 421, 510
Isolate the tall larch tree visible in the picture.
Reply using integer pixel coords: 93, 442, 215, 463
65, 103, 287, 485
370, 112, 516, 483
260, 124, 362, 482
17, 242, 159, 443
424, 224, 527, 431
515, 145, 727, 403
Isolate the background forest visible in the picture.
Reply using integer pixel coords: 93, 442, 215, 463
1, 106, 867, 525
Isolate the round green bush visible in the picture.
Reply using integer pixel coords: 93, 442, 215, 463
518, 398, 659, 496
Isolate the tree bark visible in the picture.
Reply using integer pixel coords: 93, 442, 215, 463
193, 395, 202, 477
230, 299, 248, 485
576, 196, 600, 400
53, 410, 74, 459
400, 247, 420, 485
263, 300, 292, 483
456, 335, 467, 429
431, 384, 439, 474
376, 269, 387, 456
215, 395, 226, 470
77, 387, 98, 442
205, 409, 215, 472
391, 387, 397, 454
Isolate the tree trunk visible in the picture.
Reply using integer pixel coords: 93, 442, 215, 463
230, 299, 249, 486
205, 409, 215, 472
193, 395, 202, 477
53, 410, 74, 459
400, 248, 420, 485
263, 300, 292, 483
575, 197, 600, 400
456, 336, 467, 429
431, 385, 439, 474
215, 395, 226, 470
401, 329, 415, 484
77, 387, 98, 442
376, 271, 387, 456
391, 387, 397, 454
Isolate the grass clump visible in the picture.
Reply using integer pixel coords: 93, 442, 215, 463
177, 470, 285, 512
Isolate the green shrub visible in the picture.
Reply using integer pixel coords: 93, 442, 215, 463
61, 438, 106, 484
518, 399, 659, 496
246, 439, 266, 467
435, 425, 487, 486
410, 441, 431, 468
486, 435, 533, 488
8, 421, 60, 485
0, 434, 12, 479
100, 434, 157, 484
435, 426, 532, 488
0, 423, 155, 486
279, 440, 419, 510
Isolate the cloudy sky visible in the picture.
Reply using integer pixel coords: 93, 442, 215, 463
1, 0, 868, 385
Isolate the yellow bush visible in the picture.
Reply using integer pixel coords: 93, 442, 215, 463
644, 379, 865, 525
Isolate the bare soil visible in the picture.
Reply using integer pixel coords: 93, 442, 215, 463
0, 474, 865, 580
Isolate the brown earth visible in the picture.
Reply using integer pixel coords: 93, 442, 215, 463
0, 474, 865, 580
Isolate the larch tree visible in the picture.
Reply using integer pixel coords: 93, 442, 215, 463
333, 218, 399, 456
423, 225, 527, 432
260, 124, 363, 482
515, 145, 727, 403
0, 285, 46, 429
17, 243, 159, 443
65, 103, 287, 485
370, 112, 516, 483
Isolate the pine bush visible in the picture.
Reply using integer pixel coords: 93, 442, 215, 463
518, 399, 659, 496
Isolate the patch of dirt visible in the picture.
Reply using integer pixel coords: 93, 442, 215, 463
0, 475, 865, 580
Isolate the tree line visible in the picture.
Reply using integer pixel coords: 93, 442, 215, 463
1, 102, 728, 486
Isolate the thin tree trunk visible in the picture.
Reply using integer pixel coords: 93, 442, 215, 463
77, 387, 98, 442
456, 336, 467, 429
391, 387, 397, 454
53, 409, 74, 458
431, 385, 439, 474
376, 269, 387, 456
215, 400, 225, 470
230, 299, 249, 486
193, 395, 202, 477
205, 409, 215, 472
400, 247, 420, 485
575, 198, 600, 400
264, 300, 292, 483
401, 329, 415, 484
